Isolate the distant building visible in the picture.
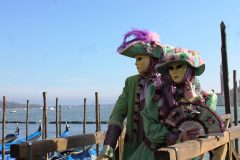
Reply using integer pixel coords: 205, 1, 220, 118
217, 65, 225, 106
216, 93, 225, 106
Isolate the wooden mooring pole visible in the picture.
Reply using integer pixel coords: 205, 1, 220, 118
26, 100, 29, 141
2, 96, 6, 160
59, 105, 62, 136
43, 92, 48, 160
233, 70, 239, 153
55, 97, 58, 138
83, 98, 87, 151
98, 104, 101, 132
83, 98, 86, 135
43, 92, 47, 139
95, 92, 100, 156
220, 22, 231, 119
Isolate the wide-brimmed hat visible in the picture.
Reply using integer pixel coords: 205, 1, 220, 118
156, 45, 205, 76
117, 29, 163, 58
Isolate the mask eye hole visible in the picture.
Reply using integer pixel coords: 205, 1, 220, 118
137, 57, 142, 61
176, 64, 183, 69
169, 66, 174, 70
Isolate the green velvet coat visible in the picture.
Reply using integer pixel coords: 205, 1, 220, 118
108, 74, 143, 160
127, 82, 218, 160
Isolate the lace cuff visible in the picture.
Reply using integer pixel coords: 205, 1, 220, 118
100, 145, 114, 159
164, 130, 181, 146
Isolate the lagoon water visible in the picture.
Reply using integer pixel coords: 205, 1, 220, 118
0, 105, 238, 140
0, 105, 113, 139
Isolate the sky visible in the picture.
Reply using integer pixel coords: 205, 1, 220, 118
0, 0, 240, 106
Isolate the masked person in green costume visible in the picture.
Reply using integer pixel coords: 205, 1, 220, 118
127, 46, 219, 160
99, 29, 163, 160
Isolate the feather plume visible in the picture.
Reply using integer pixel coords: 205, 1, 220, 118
117, 29, 160, 52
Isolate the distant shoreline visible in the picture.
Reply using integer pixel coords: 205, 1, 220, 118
0, 121, 109, 124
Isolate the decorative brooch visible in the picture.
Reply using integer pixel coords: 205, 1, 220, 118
144, 42, 154, 54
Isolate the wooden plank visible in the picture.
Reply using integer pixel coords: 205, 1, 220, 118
220, 114, 231, 122
199, 132, 229, 153
221, 114, 231, 129
156, 147, 177, 160
156, 130, 230, 160
155, 126, 240, 160
212, 144, 228, 160
227, 126, 240, 141
10, 132, 105, 159
199, 154, 205, 160
230, 142, 239, 160
228, 141, 233, 160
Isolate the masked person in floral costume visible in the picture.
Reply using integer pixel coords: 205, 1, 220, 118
99, 29, 163, 160
127, 46, 218, 160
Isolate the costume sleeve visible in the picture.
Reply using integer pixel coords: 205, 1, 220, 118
108, 78, 129, 128
141, 84, 169, 144
103, 78, 129, 149
202, 90, 218, 111
192, 79, 218, 111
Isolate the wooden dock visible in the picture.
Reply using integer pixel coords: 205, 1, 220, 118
9, 114, 240, 160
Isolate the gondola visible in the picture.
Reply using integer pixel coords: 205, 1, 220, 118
60, 122, 70, 138
0, 123, 42, 160
49, 144, 99, 160
0, 125, 19, 144
57, 121, 102, 160
66, 146, 101, 160
16, 123, 42, 143
48, 123, 71, 160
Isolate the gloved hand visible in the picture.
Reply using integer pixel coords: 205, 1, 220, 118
184, 80, 202, 102
181, 128, 200, 141
184, 80, 197, 99
97, 145, 114, 160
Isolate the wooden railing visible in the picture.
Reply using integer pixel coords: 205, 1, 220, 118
156, 125, 240, 160
155, 113, 239, 160
11, 114, 239, 160
10, 132, 105, 159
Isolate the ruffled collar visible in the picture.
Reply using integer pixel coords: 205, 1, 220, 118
139, 73, 158, 101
